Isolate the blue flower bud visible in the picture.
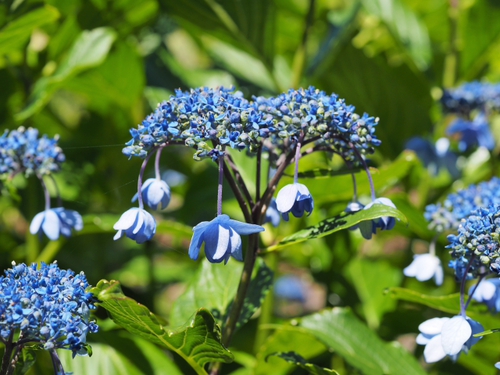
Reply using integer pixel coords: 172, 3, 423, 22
132, 178, 171, 211
113, 208, 156, 244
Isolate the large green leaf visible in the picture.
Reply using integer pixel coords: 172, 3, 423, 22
267, 352, 339, 375
345, 259, 402, 329
266, 204, 407, 252
161, 0, 276, 68
388, 287, 461, 314
90, 280, 233, 375
0, 6, 60, 56
300, 308, 426, 375
360, 0, 431, 70
460, 0, 500, 79
314, 42, 433, 159
16, 27, 116, 120
170, 258, 273, 332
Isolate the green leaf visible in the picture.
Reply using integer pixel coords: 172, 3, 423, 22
12, 348, 36, 375
345, 259, 402, 329
297, 166, 363, 179
360, 0, 431, 69
90, 280, 233, 375
170, 258, 273, 332
267, 352, 339, 375
460, 0, 500, 79
162, 0, 276, 67
16, 27, 116, 120
300, 308, 426, 375
253, 328, 327, 375
313, 41, 433, 159
387, 287, 461, 314
0, 6, 60, 56
266, 204, 407, 252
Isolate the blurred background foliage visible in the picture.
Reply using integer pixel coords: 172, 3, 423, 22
2, 0, 500, 374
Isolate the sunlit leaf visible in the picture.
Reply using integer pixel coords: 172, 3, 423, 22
266, 204, 407, 252
267, 352, 339, 375
300, 308, 426, 375
90, 280, 233, 375
0, 6, 60, 55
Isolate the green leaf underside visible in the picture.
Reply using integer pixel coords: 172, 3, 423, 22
266, 205, 408, 251
170, 258, 273, 333
267, 352, 339, 375
300, 308, 426, 375
90, 280, 233, 375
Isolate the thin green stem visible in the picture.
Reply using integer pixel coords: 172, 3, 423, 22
222, 159, 252, 223
225, 153, 254, 207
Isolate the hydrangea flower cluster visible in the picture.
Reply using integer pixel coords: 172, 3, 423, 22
0, 262, 98, 357
424, 177, 500, 232
441, 81, 500, 115
122, 86, 381, 165
0, 127, 65, 178
1, 127, 83, 241
447, 205, 500, 279
116, 85, 392, 265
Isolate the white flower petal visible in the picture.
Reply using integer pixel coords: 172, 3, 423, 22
423, 335, 447, 363
30, 211, 45, 235
441, 315, 472, 356
213, 225, 230, 260
276, 184, 299, 213
418, 317, 449, 335
472, 280, 496, 301
41, 210, 60, 241
113, 208, 139, 230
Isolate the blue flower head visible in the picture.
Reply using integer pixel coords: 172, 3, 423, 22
113, 207, 156, 244
189, 214, 264, 264
132, 178, 171, 211
403, 253, 443, 286
417, 316, 483, 363
447, 112, 494, 151
275, 183, 314, 221
0, 127, 65, 178
446, 205, 500, 278
30, 208, 83, 241
406, 137, 459, 178
0, 262, 98, 356
357, 197, 396, 239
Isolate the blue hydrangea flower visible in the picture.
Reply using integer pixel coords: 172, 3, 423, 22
275, 183, 314, 221
189, 214, 265, 264
113, 208, 156, 244
264, 198, 281, 227
357, 197, 396, 239
403, 254, 443, 285
416, 315, 483, 363
30, 208, 83, 240
469, 278, 500, 312
447, 205, 500, 278
132, 178, 171, 211
447, 112, 494, 151
441, 81, 500, 114
0, 127, 65, 178
0, 262, 98, 357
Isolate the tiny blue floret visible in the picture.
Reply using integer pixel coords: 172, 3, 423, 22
275, 183, 314, 221
189, 214, 264, 264
113, 207, 156, 244
132, 178, 171, 211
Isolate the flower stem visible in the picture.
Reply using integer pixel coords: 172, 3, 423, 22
48, 175, 62, 207
465, 272, 487, 311
351, 146, 376, 201
155, 146, 164, 180
294, 142, 302, 184
460, 254, 476, 317
137, 149, 157, 209
217, 154, 224, 216
0, 333, 15, 375
38, 175, 51, 211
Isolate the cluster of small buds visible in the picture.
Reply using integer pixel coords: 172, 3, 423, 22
446, 205, 500, 279
425, 177, 500, 232
0, 127, 65, 178
0, 262, 98, 356
122, 86, 381, 166
441, 81, 500, 115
